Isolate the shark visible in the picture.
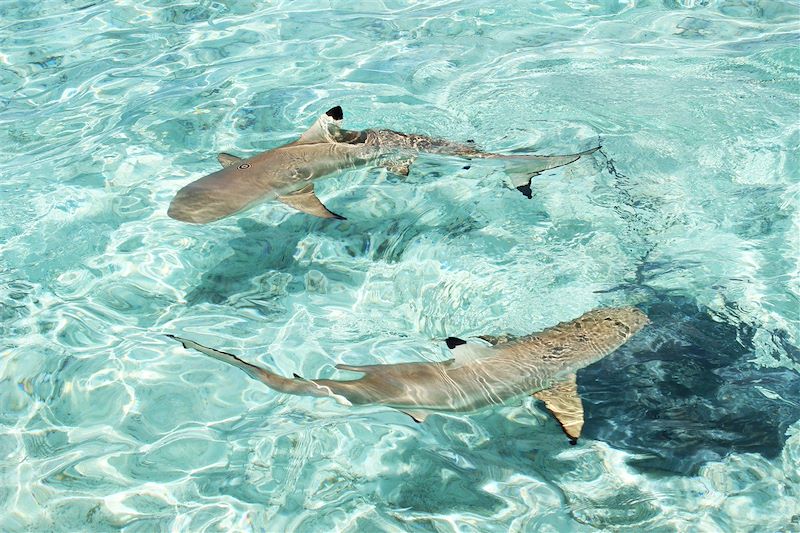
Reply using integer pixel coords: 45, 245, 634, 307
167, 307, 648, 443
167, 106, 599, 223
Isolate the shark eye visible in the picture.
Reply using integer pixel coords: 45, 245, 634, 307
238, 163, 251, 170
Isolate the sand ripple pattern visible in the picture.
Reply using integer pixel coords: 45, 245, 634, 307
1, 0, 798, 531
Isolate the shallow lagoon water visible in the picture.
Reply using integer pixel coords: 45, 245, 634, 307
1, 0, 799, 531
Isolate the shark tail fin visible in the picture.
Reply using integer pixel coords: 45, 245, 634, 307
166, 335, 325, 397
501, 146, 600, 198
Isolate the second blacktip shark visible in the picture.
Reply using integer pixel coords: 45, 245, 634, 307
168, 106, 599, 223
168, 307, 649, 444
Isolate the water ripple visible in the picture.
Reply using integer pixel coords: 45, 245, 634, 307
1, 0, 798, 530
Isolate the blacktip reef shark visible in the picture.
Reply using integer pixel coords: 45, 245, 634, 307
167, 307, 648, 443
167, 106, 599, 223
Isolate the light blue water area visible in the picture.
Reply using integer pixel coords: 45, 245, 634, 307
1, 0, 799, 530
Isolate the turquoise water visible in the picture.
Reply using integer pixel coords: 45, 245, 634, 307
1, 0, 799, 530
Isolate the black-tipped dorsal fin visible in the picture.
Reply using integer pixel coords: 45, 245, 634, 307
445, 337, 493, 367
325, 106, 343, 120
533, 373, 583, 445
296, 106, 344, 145
277, 184, 346, 220
218, 153, 243, 168
445, 337, 467, 349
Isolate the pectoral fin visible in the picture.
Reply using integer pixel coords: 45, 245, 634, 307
278, 184, 346, 220
218, 153, 243, 168
533, 374, 584, 445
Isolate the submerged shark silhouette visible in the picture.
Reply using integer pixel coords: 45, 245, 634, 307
167, 106, 599, 223
167, 307, 648, 443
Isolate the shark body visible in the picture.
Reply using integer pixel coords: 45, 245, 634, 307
168, 307, 648, 443
167, 106, 599, 223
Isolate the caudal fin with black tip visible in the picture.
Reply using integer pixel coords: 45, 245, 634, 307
501, 146, 601, 196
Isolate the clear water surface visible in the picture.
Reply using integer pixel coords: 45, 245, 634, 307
1, 0, 799, 531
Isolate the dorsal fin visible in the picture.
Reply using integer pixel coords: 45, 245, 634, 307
296, 106, 344, 145
533, 374, 584, 445
445, 337, 466, 349
217, 153, 243, 168
445, 338, 493, 366
325, 105, 343, 120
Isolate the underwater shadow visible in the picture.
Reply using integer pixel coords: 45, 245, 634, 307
365, 294, 799, 524
579, 294, 800, 474
183, 199, 484, 307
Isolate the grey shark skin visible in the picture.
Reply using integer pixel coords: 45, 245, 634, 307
168, 307, 648, 443
167, 105, 599, 223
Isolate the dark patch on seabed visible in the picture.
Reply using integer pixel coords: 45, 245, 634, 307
580, 295, 800, 475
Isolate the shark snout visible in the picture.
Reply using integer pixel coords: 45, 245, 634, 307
167, 199, 194, 223
168, 185, 230, 224
619, 306, 650, 328
167, 197, 210, 223
605, 307, 650, 339
579, 306, 650, 341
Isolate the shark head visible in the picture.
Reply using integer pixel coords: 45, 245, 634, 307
167, 164, 255, 223
561, 306, 650, 369
167, 106, 349, 224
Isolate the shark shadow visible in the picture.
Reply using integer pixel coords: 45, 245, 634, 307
183, 200, 484, 307
580, 294, 800, 474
